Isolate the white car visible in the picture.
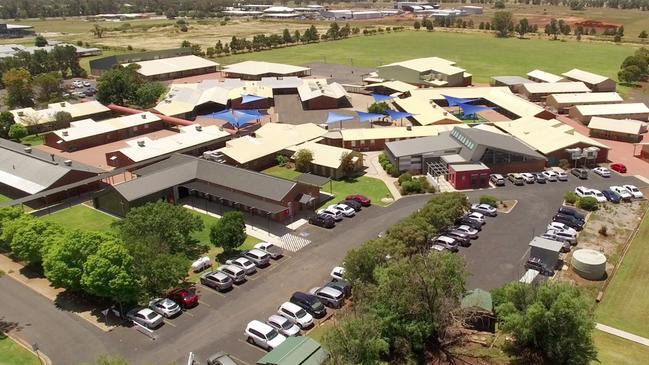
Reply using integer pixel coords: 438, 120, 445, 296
545, 229, 577, 244
466, 212, 486, 225
254, 242, 283, 259
623, 184, 644, 199
470, 203, 497, 217
82, 81, 91, 87
317, 208, 343, 221
547, 222, 577, 235
454, 225, 479, 239
610, 185, 633, 200
148, 298, 181, 318
267, 314, 300, 337
520, 172, 535, 183
277, 302, 314, 329
127, 308, 163, 329
574, 186, 595, 199
593, 167, 611, 177
245, 320, 286, 351
542, 170, 558, 181
328, 204, 355, 217
555, 170, 568, 181
225, 256, 257, 275
330, 266, 345, 281
191, 256, 211, 272
589, 189, 607, 203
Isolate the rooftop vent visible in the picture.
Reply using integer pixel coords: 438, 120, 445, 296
141, 114, 147, 119
63, 159, 72, 166
17, 111, 24, 116
406, 125, 412, 131
137, 140, 146, 147
60, 102, 66, 107
24, 146, 32, 153
195, 125, 203, 131
443, 112, 448, 116
62, 130, 69, 136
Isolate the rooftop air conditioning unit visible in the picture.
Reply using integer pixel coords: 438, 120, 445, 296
17, 111, 24, 116
406, 125, 412, 131
63, 159, 72, 166
60, 102, 66, 107
62, 130, 69, 136
195, 125, 203, 131
24, 146, 32, 153
443, 112, 448, 116
141, 114, 147, 119
137, 140, 145, 147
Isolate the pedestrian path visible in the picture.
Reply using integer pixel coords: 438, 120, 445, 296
276, 233, 312, 252
596, 323, 649, 347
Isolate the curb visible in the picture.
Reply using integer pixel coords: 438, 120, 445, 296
6, 332, 53, 365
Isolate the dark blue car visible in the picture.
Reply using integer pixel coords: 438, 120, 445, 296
602, 189, 621, 203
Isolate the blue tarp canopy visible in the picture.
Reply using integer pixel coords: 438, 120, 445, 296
370, 93, 393, 102
458, 103, 495, 117
326, 112, 354, 124
357, 111, 385, 123
442, 95, 479, 107
207, 109, 260, 127
386, 109, 413, 120
241, 94, 266, 104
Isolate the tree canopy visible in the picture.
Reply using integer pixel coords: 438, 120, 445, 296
210, 211, 246, 255
492, 11, 514, 38
294, 149, 314, 173
2, 68, 33, 108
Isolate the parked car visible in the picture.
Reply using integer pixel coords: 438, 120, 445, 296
490, 174, 505, 186
330, 266, 345, 281
453, 224, 479, 239
593, 167, 611, 177
553, 214, 584, 231
309, 286, 345, 308
167, 287, 198, 309
148, 298, 181, 318
339, 199, 362, 211
277, 301, 314, 329
430, 236, 460, 253
245, 320, 286, 351
557, 206, 586, 222
547, 222, 577, 235
206, 352, 237, 365
317, 207, 343, 221
610, 163, 627, 173
471, 203, 497, 217
431, 244, 449, 252
216, 264, 247, 284
242, 249, 271, 267
554, 169, 569, 181
623, 184, 644, 199
73, 91, 86, 98
443, 229, 472, 246
574, 186, 595, 199
610, 186, 633, 201
533, 172, 547, 183
328, 203, 355, 217
544, 229, 577, 245
200, 271, 234, 291
325, 279, 351, 298
602, 189, 621, 203
267, 314, 300, 337
571, 168, 588, 179
83, 89, 95, 97
254, 242, 284, 260
520, 172, 535, 184
225, 256, 257, 275
345, 194, 371, 206
309, 214, 335, 228
455, 217, 482, 231
589, 189, 607, 203
127, 308, 163, 329
82, 80, 91, 87
72, 80, 83, 88
289, 292, 327, 318
191, 256, 211, 272
466, 212, 486, 225
507, 173, 524, 185
524, 257, 555, 276
542, 170, 558, 181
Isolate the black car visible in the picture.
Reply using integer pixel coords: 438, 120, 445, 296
525, 257, 555, 276
602, 189, 621, 204
326, 279, 351, 298
290, 292, 327, 319
553, 213, 584, 231
442, 230, 471, 247
83, 89, 95, 97
339, 199, 362, 212
557, 206, 586, 222
309, 214, 335, 228
455, 217, 482, 231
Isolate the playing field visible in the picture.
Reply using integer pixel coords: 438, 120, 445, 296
592, 331, 649, 365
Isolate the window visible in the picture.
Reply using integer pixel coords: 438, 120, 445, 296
351, 140, 356, 147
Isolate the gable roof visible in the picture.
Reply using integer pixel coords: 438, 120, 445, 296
297, 79, 348, 101
385, 133, 461, 158
561, 68, 611, 85
588, 117, 647, 135
521, 82, 591, 94
461, 288, 493, 312
527, 69, 563, 83
452, 126, 546, 160
223, 61, 310, 76
382, 57, 465, 75
257, 337, 328, 365
123, 55, 218, 77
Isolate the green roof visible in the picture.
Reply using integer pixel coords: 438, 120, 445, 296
257, 337, 329, 365
461, 288, 493, 312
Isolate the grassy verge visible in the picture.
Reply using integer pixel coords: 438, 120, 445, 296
592, 331, 649, 365
262, 166, 393, 206
595, 210, 649, 337
0, 334, 40, 365
20, 134, 45, 147
41, 204, 117, 232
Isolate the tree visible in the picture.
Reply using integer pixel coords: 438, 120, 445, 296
96, 65, 143, 105
294, 149, 313, 172
617, 25, 625, 39
559, 20, 571, 36
34, 34, 48, 47
53, 111, 72, 130
621, 55, 648, 75
82, 240, 138, 305
343, 237, 405, 285
8, 217, 62, 265
618, 65, 643, 83
545, 18, 560, 40
492, 11, 514, 38
209, 211, 246, 255
165, 7, 178, 19
307, 25, 319, 42
577, 196, 598, 211
33, 72, 62, 102
282, 28, 292, 44
515, 18, 530, 38
494, 0, 506, 8
134, 82, 167, 108
414, 20, 421, 30
339, 152, 357, 177
322, 312, 389, 364
3, 68, 33, 108
0, 111, 15, 139
91, 24, 105, 38
367, 101, 389, 115
493, 282, 597, 365
640, 30, 648, 42
327, 22, 340, 40
8, 124, 28, 142
293, 30, 301, 43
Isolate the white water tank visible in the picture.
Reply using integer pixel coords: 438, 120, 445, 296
571, 249, 607, 280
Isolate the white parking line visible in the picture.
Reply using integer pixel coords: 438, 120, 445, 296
183, 311, 195, 317
268, 256, 292, 272
198, 300, 212, 307
237, 339, 267, 354
198, 285, 225, 297
163, 319, 177, 328
230, 354, 250, 365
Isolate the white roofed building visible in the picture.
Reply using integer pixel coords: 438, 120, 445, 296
587, 117, 647, 143
527, 69, 564, 83
569, 103, 649, 124
122, 55, 218, 81
297, 79, 350, 110
561, 69, 616, 92
10, 101, 111, 133
546, 92, 623, 113
377, 57, 471, 87
222, 61, 310, 80
520, 82, 591, 101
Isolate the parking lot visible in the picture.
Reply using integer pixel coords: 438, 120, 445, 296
62, 78, 97, 101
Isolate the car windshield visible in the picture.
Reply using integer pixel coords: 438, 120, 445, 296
266, 329, 279, 340
312, 301, 324, 311
281, 319, 293, 330
295, 308, 307, 318
145, 312, 158, 320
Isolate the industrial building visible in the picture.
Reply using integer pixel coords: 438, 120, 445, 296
122, 55, 219, 81
0, 42, 101, 58
520, 82, 591, 101
93, 153, 320, 221
546, 92, 623, 114
10, 101, 112, 133
297, 79, 350, 110
222, 61, 311, 80
587, 117, 647, 143
561, 69, 616, 92
569, 103, 649, 124
526, 69, 563, 83
376, 57, 471, 87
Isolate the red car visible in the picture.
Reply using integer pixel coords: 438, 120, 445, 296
168, 287, 199, 309
610, 163, 627, 173
345, 194, 371, 207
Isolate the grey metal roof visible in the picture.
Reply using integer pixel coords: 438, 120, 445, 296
449, 163, 489, 172
454, 127, 546, 160
385, 134, 461, 158
491, 76, 536, 86
529, 236, 564, 252
182, 181, 288, 214
113, 154, 297, 202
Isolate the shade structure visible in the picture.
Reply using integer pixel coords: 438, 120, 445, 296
326, 112, 355, 124
442, 94, 479, 107
357, 111, 385, 123
386, 109, 413, 120
241, 94, 266, 104
207, 109, 260, 127
371, 93, 393, 102
458, 103, 495, 117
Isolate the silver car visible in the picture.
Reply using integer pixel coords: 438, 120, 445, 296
200, 271, 234, 291
267, 314, 301, 337
242, 249, 271, 267
126, 308, 163, 329
309, 286, 345, 308
216, 265, 247, 284
226, 256, 257, 275
148, 298, 181, 318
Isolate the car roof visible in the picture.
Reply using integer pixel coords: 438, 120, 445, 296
318, 286, 342, 295
280, 301, 303, 312
140, 308, 155, 315
248, 248, 268, 256
269, 314, 288, 323
248, 320, 273, 332
218, 264, 243, 272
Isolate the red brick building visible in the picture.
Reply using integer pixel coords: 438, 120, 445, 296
447, 163, 491, 190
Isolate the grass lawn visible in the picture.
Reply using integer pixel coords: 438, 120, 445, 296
595, 211, 649, 337
0, 194, 12, 204
20, 134, 45, 147
0, 334, 40, 365
263, 166, 393, 206
41, 204, 117, 232
593, 331, 649, 365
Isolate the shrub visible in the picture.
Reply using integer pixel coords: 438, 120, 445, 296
383, 162, 394, 175
398, 172, 413, 185
276, 154, 289, 167
558, 159, 571, 170
577, 196, 598, 211
598, 225, 608, 236
479, 195, 498, 206
417, 176, 435, 193
400, 179, 423, 195
378, 152, 389, 166
564, 192, 578, 204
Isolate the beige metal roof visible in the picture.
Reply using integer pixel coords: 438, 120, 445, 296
340, 124, 468, 141
365, 80, 418, 93
53, 112, 161, 141
522, 81, 590, 94
393, 97, 461, 125
10, 101, 110, 126
123, 55, 218, 77
561, 69, 610, 85
588, 117, 647, 135
548, 92, 622, 104
527, 69, 563, 83
297, 79, 348, 101
223, 61, 310, 76
286, 141, 356, 169
382, 57, 465, 75
574, 103, 649, 117
216, 123, 327, 164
